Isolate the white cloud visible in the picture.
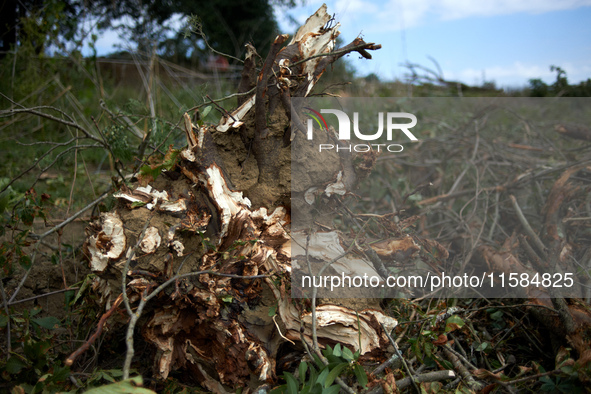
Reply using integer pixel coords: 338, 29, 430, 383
274, 1, 591, 87
437, 0, 591, 20
389, 0, 434, 29
319, 0, 591, 32
279, 0, 591, 39
93, 29, 125, 54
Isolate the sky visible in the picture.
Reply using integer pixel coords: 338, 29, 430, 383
274, 0, 591, 89
89, 0, 591, 90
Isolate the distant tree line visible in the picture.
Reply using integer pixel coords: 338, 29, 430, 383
529, 65, 591, 97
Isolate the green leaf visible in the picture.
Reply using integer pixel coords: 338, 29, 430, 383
312, 353, 324, 368
269, 385, 287, 394
103, 372, 116, 382
201, 105, 212, 119
284, 372, 299, 394
5, 355, 28, 374
353, 363, 368, 388
325, 362, 348, 388
308, 364, 318, 390
308, 383, 323, 394
436, 358, 453, 370
475, 341, 490, 352
560, 365, 574, 374
333, 343, 342, 357
322, 385, 341, 394
342, 347, 355, 362
138, 165, 160, 186
268, 303, 277, 317
299, 361, 308, 382
106, 369, 125, 377
30, 306, 42, 316
316, 367, 329, 386
0, 192, 10, 214
37, 373, 53, 386
64, 288, 76, 307
32, 316, 60, 329
490, 310, 503, 321
84, 376, 157, 394
445, 315, 465, 332
73, 274, 94, 305
131, 201, 147, 208
0, 314, 9, 327
24, 340, 50, 365
19, 254, 31, 270
161, 146, 180, 170
50, 364, 70, 382
325, 354, 342, 364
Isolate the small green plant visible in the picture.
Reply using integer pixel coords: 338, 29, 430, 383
0, 188, 50, 276
103, 125, 135, 162
537, 347, 587, 394
539, 375, 582, 394
0, 304, 69, 393
84, 375, 157, 393
271, 343, 368, 394
137, 145, 180, 186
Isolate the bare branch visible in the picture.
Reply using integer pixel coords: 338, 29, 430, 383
289, 41, 382, 68
8, 287, 80, 306
29, 191, 111, 240
0, 93, 101, 143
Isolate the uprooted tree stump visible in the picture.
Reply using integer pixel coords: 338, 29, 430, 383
70, 5, 407, 391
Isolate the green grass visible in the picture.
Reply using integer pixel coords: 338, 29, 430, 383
0, 53, 241, 214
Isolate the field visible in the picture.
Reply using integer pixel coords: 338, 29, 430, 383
1, 32, 591, 393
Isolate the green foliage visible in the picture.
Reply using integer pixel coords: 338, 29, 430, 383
0, 271, 126, 392
84, 369, 126, 386
528, 65, 591, 97
271, 343, 367, 393
177, 0, 280, 60
103, 125, 134, 162
0, 179, 24, 215
0, 185, 104, 392
0, 304, 70, 392
535, 348, 590, 394
539, 376, 582, 393
0, 189, 49, 275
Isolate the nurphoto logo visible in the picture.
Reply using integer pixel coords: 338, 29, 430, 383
304, 108, 418, 152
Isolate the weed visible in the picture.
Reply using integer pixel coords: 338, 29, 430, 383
271, 343, 368, 394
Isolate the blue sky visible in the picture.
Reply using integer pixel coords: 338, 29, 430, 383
90, 0, 591, 89
274, 0, 591, 88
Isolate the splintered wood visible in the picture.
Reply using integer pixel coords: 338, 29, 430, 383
81, 4, 389, 390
